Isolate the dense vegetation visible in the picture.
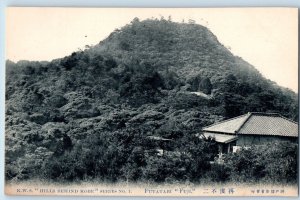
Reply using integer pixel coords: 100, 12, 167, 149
211, 142, 298, 184
5, 18, 298, 184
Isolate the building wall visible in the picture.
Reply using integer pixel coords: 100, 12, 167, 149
236, 135, 297, 146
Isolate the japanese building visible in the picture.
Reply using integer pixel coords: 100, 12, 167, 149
201, 112, 298, 155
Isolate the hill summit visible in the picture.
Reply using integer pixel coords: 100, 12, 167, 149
5, 18, 298, 182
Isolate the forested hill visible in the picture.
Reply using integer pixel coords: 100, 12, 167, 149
5, 18, 298, 181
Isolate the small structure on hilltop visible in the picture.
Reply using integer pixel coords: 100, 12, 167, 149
200, 112, 298, 157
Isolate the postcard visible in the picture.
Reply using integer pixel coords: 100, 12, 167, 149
5, 7, 298, 196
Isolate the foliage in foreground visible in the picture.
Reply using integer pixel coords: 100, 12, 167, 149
6, 133, 297, 184
210, 142, 298, 184
6, 129, 218, 183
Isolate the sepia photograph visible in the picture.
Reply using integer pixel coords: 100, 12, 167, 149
4, 7, 298, 196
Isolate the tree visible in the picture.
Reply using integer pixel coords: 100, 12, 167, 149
222, 74, 238, 93
199, 77, 212, 94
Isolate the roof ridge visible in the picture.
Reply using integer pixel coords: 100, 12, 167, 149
235, 112, 252, 134
250, 112, 280, 116
202, 113, 249, 130
251, 112, 298, 124
203, 130, 236, 135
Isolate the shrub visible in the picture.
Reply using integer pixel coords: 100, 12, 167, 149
223, 141, 298, 183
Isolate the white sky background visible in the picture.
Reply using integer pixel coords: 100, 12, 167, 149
6, 8, 298, 92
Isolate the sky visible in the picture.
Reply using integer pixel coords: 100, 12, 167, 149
6, 7, 298, 92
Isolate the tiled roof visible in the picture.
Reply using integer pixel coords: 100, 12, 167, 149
202, 112, 298, 137
202, 113, 250, 134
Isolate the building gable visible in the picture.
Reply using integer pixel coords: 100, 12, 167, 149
203, 113, 250, 134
